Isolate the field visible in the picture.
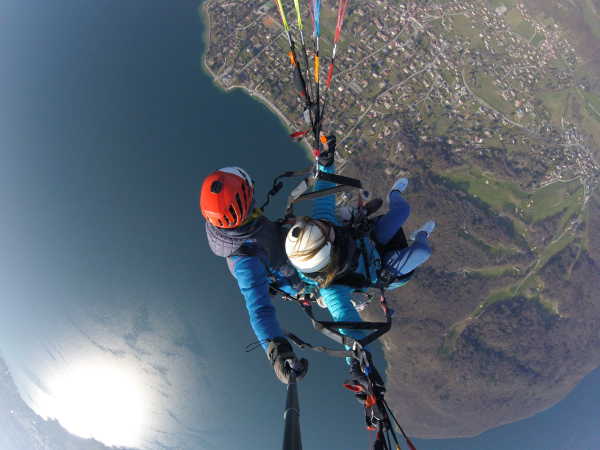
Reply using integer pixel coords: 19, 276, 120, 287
504, 8, 536, 40
444, 167, 527, 212
444, 167, 584, 227
525, 179, 583, 223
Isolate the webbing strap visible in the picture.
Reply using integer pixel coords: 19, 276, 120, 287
293, 184, 356, 202
304, 306, 391, 348
314, 320, 388, 330
286, 332, 355, 358
316, 171, 363, 188
287, 170, 362, 214
261, 167, 363, 215
269, 285, 392, 353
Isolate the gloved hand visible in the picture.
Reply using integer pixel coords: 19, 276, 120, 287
267, 337, 309, 384
317, 134, 336, 167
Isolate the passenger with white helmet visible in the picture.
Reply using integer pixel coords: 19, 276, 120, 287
284, 135, 435, 387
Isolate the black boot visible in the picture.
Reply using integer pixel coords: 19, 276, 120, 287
344, 359, 370, 404
346, 357, 388, 430
349, 358, 366, 379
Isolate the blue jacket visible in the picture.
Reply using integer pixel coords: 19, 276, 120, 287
206, 215, 297, 350
227, 252, 285, 348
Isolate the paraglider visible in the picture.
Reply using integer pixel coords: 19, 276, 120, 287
199, 1, 435, 449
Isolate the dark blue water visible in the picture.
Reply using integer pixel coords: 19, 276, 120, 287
1, 1, 599, 449
415, 366, 600, 450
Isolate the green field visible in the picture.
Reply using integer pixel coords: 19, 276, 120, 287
472, 73, 514, 115
524, 179, 583, 223
443, 168, 584, 240
467, 264, 520, 278
442, 170, 584, 333
504, 8, 536, 40
486, 0, 517, 8
582, 90, 600, 121
558, 189, 585, 231
539, 89, 571, 126
445, 167, 528, 212
583, 0, 600, 40
459, 229, 523, 257
518, 273, 542, 296
538, 233, 577, 270
530, 32, 545, 47
451, 14, 483, 45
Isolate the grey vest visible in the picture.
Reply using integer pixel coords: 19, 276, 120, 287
205, 216, 289, 272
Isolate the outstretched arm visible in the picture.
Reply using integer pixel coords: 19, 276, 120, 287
227, 254, 284, 350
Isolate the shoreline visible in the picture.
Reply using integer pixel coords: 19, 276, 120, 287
198, 1, 313, 158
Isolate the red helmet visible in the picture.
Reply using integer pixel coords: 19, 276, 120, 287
200, 167, 254, 228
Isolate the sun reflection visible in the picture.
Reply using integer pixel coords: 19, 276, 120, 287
37, 358, 146, 448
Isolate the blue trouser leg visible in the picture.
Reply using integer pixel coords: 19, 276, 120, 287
383, 231, 431, 275
373, 191, 411, 245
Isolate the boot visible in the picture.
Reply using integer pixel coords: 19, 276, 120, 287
344, 359, 371, 404
409, 220, 436, 241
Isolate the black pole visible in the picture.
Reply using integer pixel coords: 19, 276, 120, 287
282, 372, 302, 450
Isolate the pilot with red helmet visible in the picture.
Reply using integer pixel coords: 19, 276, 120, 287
200, 167, 308, 384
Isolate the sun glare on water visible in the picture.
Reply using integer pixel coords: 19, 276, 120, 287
39, 359, 147, 448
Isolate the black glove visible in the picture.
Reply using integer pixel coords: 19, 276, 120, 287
267, 337, 309, 384
317, 135, 336, 167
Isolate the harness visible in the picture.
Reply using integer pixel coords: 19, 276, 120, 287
297, 220, 416, 293
262, 164, 416, 298
263, 167, 418, 450
259, 167, 417, 354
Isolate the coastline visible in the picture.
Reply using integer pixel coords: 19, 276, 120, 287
198, 1, 313, 157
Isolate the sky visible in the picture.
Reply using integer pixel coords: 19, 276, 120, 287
0, 1, 599, 449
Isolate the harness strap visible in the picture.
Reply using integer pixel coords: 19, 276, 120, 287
287, 170, 363, 215
301, 295, 392, 352
293, 184, 356, 203
270, 285, 392, 355
260, 167, 363, 215
316, 171, 363, 188
286, 332, 355, 358
261, 168, 312, 210
310, 317, 391, 348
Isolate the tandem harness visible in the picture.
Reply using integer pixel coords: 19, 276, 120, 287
262, 164, 415, 286
263, 165, 419, 450
262, 165, 413, 361
269, 224, 414, 363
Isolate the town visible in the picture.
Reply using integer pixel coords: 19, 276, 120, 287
203, 0, 599, 198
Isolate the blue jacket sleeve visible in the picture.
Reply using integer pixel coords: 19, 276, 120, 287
319, 284, 364, 342
227, 254, 284, 351
311, 164, 339, 225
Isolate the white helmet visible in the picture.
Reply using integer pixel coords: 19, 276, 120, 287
285, 219, 335, 273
